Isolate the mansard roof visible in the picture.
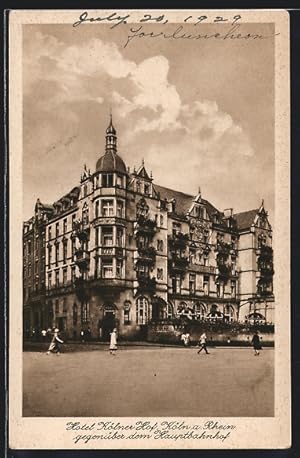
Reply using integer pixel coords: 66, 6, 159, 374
234, 209, 259, 230
154, 184, 221, 220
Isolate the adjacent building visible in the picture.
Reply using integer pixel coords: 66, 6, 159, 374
23, 117, 275, 339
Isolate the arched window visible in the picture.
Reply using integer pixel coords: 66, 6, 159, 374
195, 302, 206, 320
224, 304, 235, 322
136, 296, 149, 325
73, 303, 78, 326
208, 304, 223, 320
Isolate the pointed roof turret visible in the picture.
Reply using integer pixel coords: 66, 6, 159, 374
96, 114, 127, 174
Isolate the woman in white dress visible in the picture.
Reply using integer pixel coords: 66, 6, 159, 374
109, 328, 118, 355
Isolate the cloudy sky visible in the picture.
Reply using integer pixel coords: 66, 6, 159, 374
23, 22, 274, 223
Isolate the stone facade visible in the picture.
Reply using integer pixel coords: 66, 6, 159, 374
23, 117, 274, 340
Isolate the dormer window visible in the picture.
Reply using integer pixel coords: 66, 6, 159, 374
83, 185, 88, 198
116, 174, 123, 188
144, 183, 150, 196
102, 173, 114, 188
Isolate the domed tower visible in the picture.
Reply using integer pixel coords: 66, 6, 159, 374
95, 115, 127, 182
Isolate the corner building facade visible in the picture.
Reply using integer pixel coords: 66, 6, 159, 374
23, 118, 275, 339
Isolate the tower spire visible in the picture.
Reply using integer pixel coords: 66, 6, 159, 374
105, 112, 117, 154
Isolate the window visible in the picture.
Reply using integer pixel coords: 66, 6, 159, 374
95, 227, 99, 246
189, 274, 196, 295
102, 173, 114, 187
63, 297, 67, 313
82, 206, 89, 225
195, 303, 206, 320
63, 218, 67, 233
55, 270, 59, 287
136, 180, 141, 193
137, 263, 149, 278
102, 200, 114, 217
63, 268, 67, 286
56, 223, 59, 237
172, 222, 181, 236
116, 200, 124, 218
73, 303, 78, 326
63, 240, 68, 263
95, 200, 100, 218
203, 230, 209, 244
116, 175, 123, 188
116, 228, 123, 247
136, 296, 149, 325
157, 240, 163, 252
71, 266, 76, 283
72, 214, 76, 228
83, 184, 87, 197
48, 226, 52, 240
189, 248, 196, 264
224, 305, 235, 322
81, 302, 89, 323
157, 268, 163, 280
28, 241, 32, 255
203, 275, 209, 295
144, 183, 150, 195
203, 254, 208, 266
116, 259, 123, 278
102, 227, 113, 246
55, 299, 59, 314
217, 282, 224, 298
102, 259, 113, 278
137, 234, 149, 249
172, 275, 181, 294
231, 280, 236, 297
48, 245, 52, 266
55, 243, 59, 266
71, 238, 76, 261
48, 272, 52, 289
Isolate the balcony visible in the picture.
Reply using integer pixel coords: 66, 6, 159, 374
98, 246, 125, 258
188, 264, 216, 274
216, 263, 232, 281
216, 241, 232, 255
136, 274, 156, 294
72, 220, 90, 241
134, 216, 157, 237
168, 254, 189, 273
137, 246, 156, 264
75, 248, 90, 270
258, 245, 273, 261
168, 232, 189, 250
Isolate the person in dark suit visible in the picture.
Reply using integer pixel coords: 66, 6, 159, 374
251, 331, 262, 356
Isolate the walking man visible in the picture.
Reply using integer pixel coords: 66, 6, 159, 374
197, 332, 209, 354
251, 330, 262, 356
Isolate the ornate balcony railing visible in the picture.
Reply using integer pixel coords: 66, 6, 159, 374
137, 246, 156, 264
168, 255, 189, 272
75, 248, 90, 269
72, 220, 90, 241
136, 274, 156, 293
188, 264, 216, 274
168, 232, 189, 250
134, 216, 157, 236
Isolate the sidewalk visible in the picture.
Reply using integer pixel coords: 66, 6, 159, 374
23, 340, 274, 352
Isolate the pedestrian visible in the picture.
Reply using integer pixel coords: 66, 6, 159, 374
251, 330, 262, 356
109, 328, 118, 355
181, 331, 190, 347
46, 328, 64, 355
197, 332, 210, 354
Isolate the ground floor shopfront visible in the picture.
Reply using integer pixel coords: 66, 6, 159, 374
23, 288, 274, 341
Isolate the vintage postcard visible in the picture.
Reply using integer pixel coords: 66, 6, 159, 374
8, 9, 290, 450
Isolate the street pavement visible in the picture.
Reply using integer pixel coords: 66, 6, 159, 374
23, 346, 274, 417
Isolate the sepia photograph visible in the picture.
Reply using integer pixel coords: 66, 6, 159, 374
8, 9, 290, 449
